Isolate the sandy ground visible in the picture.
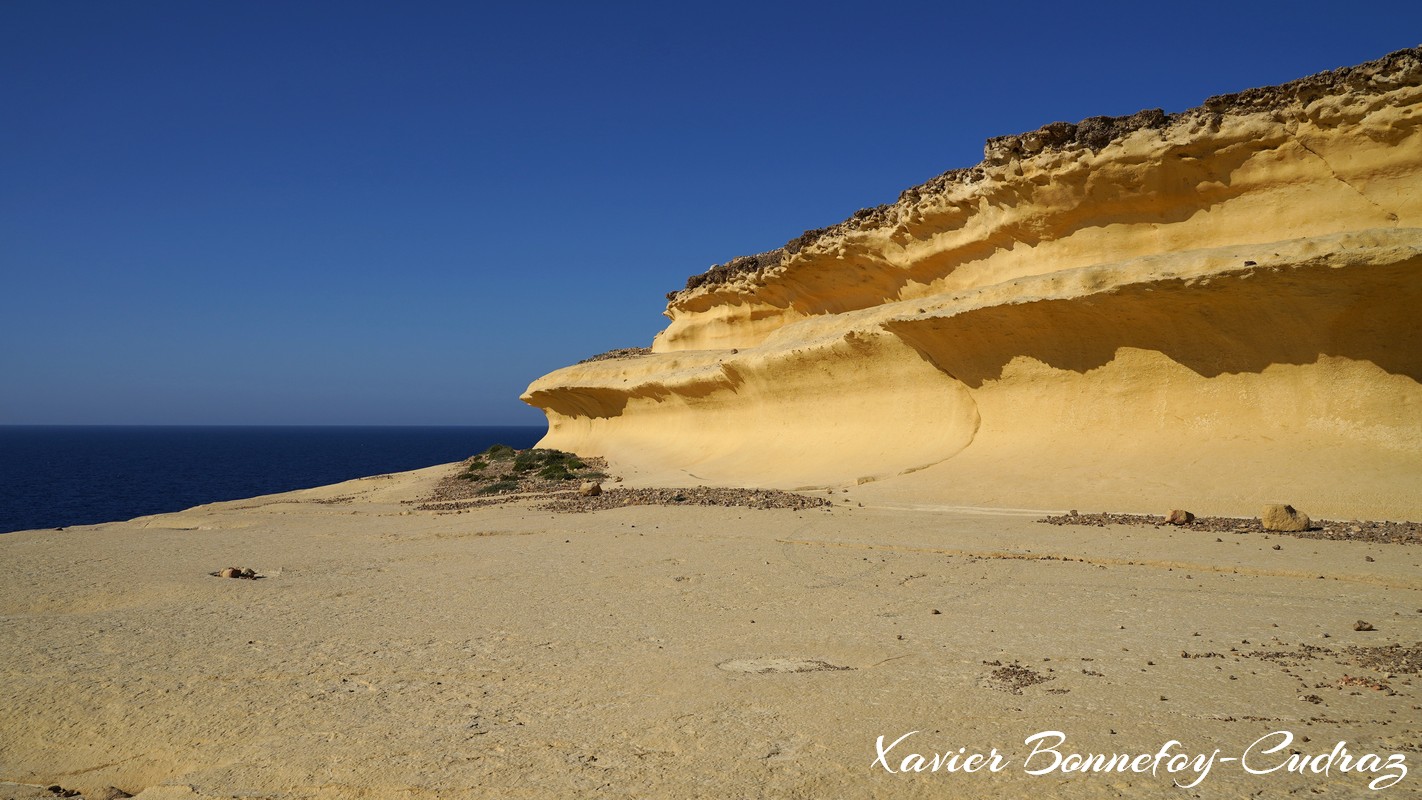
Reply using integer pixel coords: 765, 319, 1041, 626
2, 463, 1419, 799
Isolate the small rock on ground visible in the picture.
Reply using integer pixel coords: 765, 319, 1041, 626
1261, 503, 1311, 532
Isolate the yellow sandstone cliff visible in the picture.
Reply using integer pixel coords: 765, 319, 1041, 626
524, 49, 1422, 520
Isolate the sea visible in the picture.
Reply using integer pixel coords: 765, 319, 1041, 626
0, 425, 546, 534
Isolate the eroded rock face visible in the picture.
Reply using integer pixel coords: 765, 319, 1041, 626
524, 49, 1422, 520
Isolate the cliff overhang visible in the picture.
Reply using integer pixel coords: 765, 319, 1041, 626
524, 48, 1422, 520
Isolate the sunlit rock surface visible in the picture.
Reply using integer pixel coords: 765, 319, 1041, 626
525, 49, 1422, 519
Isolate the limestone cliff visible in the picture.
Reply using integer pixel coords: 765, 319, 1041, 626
523, 49, 1422, 520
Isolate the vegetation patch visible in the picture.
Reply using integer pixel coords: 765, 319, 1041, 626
420, 445, 611, 508
578, 346, 652, 364
482, 444, 517, 460
418, 448, 831, 515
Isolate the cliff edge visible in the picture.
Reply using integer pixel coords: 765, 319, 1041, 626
523, 49, 1422, 519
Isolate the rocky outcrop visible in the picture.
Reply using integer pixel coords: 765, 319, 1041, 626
523, 49, 1422, 520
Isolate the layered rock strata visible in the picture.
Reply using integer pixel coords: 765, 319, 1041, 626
524, 49, 1422, 519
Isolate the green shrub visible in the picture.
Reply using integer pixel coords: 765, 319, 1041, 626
538, 464, 575, 481
483, 446, 588, 476
478, 479, 520, 495
482, 444, 517, 460
534, 449, 582, 465
465, 458, 487, 470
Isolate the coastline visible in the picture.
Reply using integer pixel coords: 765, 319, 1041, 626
2, 461, 1417, 798
0, 426, 546, 535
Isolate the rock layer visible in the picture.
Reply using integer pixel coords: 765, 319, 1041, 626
523, 49, 1422, 519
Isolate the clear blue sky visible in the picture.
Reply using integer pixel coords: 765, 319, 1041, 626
2, 1, 1417, 425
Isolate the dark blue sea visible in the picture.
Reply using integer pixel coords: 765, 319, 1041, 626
0, 426, 545, 534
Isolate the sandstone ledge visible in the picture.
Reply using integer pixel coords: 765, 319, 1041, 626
525, 50, 1422, 520
672, 47, 1421, 300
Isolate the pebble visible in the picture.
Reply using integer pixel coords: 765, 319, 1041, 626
213, 567, 259, 580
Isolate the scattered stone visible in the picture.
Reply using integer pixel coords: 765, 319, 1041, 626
1365, 555, 1375, 562
212, 567, 259, 580
1039, 512, 1420, 545
1337, 674, 1392, 692
1167, 509, 1195, 525
578, 481, 602, 497
1354, 620, 1377, 632
1346, 642, 1422, 674
981, 661, 1054, 694
1272, 544, 1282, 550
542, 486, 830, 514
1261, 504, 1311, 532
89, 788, 133, 800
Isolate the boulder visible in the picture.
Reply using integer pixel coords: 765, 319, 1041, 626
1166, 509, 1194, 525
579, 482, 602, 497
218, 567, 241, 579
1261, 504, 1311, 532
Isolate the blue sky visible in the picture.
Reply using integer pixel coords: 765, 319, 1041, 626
2, 1, 1418, 425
